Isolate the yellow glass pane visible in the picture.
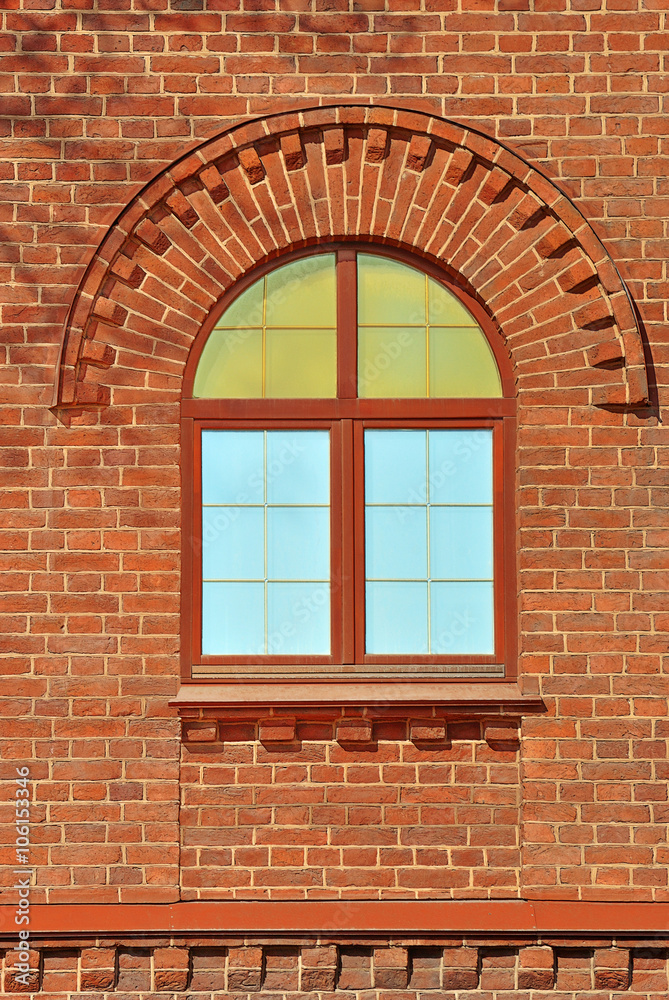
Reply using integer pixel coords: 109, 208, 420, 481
216, 280, 264, 328
358, 254, 426, 326
193, 328, 263, 398
428, 278, 478, 326
429, 328, 502, 398
265, 329, 337, 398
358, 327, 427, 398
265, 254, 336, 327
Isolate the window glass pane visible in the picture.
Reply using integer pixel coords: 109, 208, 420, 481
267, 507, 330, 581
365, 507, 427, 580
265, 329, 336, 398
428, 429, 493, 504
364, 429, 495, 656
266, 430, 329, 504
201, 429, 331, 656
427, 277, 478, 326
358, 327, 426, 398
201, 430, 264, 505
202, 507, 264, 580
202, 582, 264, 655
430, 507, 493, 580
366, 582, 428, 654
265, 255, 336, 327
215, 281, 264, 328
193, 255, 336, 399
193, 329, 263, 399
430, 582, 494, 655
429, 327, 502, 398
356, 254, 502, 401
364, 429, 426, 504
358, 254, 426, 325
267, 583, 330, 655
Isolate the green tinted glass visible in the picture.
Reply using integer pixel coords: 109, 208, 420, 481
193, 254, 336, 398
192, 328, 262, 398
265, 256, 336, 327
357, 253, 502, 399
358, 254, 426, 325
430, 328, 502, 398
265, 329, 336, 398
358, 327, 426, 398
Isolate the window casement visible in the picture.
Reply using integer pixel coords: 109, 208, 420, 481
181, 245, 517, 684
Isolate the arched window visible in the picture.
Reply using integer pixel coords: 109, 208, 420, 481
181, 246, 516, 681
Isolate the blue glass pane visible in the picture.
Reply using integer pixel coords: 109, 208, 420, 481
267, 507, 330, 581
366, 582, 428, 654
365, 507, 427, 580
430, 507, 493, 580
202, 507, 264, 581
428, 429, 493, 504
266, 430, 329, 504
267, 582, 330, 655
430, 582, 494, 655
364, 430, 427, 504
202, 430, 264, 505
202, 582, 264, 655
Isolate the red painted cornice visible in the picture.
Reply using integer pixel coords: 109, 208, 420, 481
2, 900, 669, 939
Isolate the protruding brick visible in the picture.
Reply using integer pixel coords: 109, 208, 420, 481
479, 167, 511, 205
182, 720, 218, 743
92, 296, 127, 326
557, 256, 598, 292
535, 221, 573, 257
134, 217, 171, 254
484, 720, 520, 745
79, 339, 116, 368
594, 947, 630, 990
373, 947, 409, 988
259, 717, 296, 743
110, 254, 146, 288
406, 134, 431, 172
281, 132, 305, 171
587, 340, 624, 367
365, 127, 388, 163
410, 718, 446, 742
443, 947, 479, 990
324, 128, 345, 164
74, 382, 111, 407
166, 187, 200, 227
238, 146, 265, 184
153, 947, 189, 991
199, 164, 229, 203
336, 717, 372, 745
227, 947, 263, 991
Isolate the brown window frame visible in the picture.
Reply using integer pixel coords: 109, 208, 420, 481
181, 243, 517, 686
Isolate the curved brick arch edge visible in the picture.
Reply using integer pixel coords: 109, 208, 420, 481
52, 105, 649, 417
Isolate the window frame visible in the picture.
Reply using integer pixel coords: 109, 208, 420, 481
181, 243, 518, 685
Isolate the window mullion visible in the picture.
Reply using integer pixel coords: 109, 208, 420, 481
336, 249, 357, 400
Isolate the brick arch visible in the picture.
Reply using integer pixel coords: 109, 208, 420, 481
52, 105, 649, 416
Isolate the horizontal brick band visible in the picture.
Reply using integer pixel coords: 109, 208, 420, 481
3, 899, 669, 937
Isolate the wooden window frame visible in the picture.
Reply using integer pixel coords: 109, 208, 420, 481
181, 243, 518, 688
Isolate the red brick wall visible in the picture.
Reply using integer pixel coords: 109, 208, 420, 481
181, 720, 520, 899
2, 0, 668, 968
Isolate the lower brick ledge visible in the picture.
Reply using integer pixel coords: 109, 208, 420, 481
171, 680, 544, 720
2, 899, 669, 940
